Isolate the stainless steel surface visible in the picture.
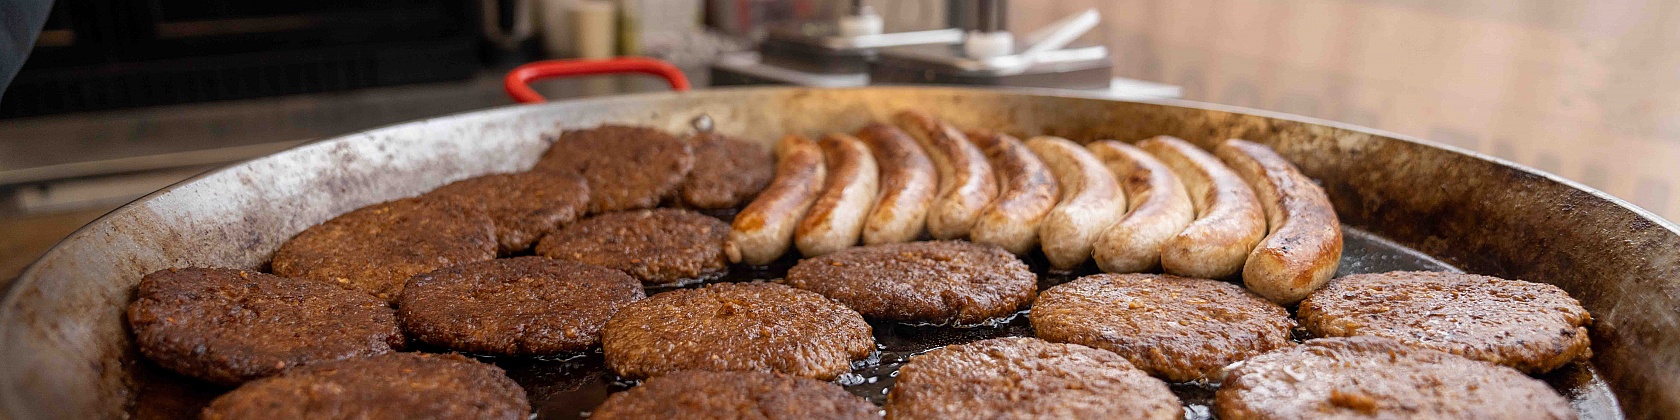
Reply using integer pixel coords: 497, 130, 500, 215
0, 72, 673, 186
1, 86, 1676, 418
0, 72, 681, 281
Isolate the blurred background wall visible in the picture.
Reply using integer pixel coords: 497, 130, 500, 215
1015, 0, 1678, 221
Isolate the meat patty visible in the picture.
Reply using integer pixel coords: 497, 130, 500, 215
534, 209, 730, 285
126, 268, 402, 385
599, 282, 874, 380
533, 125, 695, 213
1298, 271, 1593, 373
591, 370, 878, 420
396, 257, 645, 356
783, 240, 1036, 325
1030, 273, 1295, 382
678, 132, 774, 209
1215, 336, 1575, 420
202, 352, 529, 420
424, 171, 589, 253
885, 337, 1180, 420
271, 197, 497, 302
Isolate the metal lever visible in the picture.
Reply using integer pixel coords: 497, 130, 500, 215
1019, 8, 1099, 58
960, 8, 1107, 73
827, 29, 966, 49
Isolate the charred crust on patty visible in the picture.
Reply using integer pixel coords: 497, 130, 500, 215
1216, 336, 1574, 419
599, 282, 874, 380
424, 171, 589, 253
127, 267, 402, 385
535, 209, 731, 285
591, 370, 877, 419
201, 352, 529, 419
1298, 271, 1592, 373
784, 240, 1036, 325
885, 337, 1180, 420
271, 197, 496, 302
1031, 273, 1296, 382
396, 257, 644, 355
533, 125, 695, 213
678, 132, 774, 209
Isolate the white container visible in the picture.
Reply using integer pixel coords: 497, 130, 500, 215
617, 0, 702, 56
571, 0, 618, 59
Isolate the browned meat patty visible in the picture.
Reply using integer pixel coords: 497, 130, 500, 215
1298, 271, 1593, 373
1216, 336, 1574, 419
424, 171, 589, 253
201, 352, 529, 420
126, 268, 402, 386
885, 337, 1180, 420
591, 370, 878, 420
533, 125, 695, 213
396, 257, 644, 355
600, 282, 874, 380
678, 132, 774, 209
1030, 273, 1296, 382
271, 197, 496, 302
534, 209, 730, 285
783, 240, 1036, 325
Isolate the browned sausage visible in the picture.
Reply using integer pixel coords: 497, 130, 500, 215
894, 111, 997, 240
1137, 136, 1265, 279
728, 135, 827, 265
1088, 140, 1195, 273
855, 123, 936, 245
1215, 139, 1343, 305
965, 130, 1059, 255
795, 133, 880, 257
1028, 136, 1127, 270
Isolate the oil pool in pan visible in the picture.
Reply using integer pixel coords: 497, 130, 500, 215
123, 226, 1624, 419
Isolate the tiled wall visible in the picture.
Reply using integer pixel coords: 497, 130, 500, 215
1012, 0, 1680, 222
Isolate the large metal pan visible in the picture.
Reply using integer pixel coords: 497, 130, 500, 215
2, 63, 1677, 419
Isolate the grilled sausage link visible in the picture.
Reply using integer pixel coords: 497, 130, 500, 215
1028, 136, 1127, 270
966, 130, 1059, 255
728, 135, 827, 265
1138, 136, 1266, 279
1215, 139, 1343, 305
795, 133, 880, 257
894, 111, 997, 240
856, 123, 936, 245
1088, 140, 1195, 273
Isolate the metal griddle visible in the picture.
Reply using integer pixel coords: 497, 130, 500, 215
2, 62, 1676, 419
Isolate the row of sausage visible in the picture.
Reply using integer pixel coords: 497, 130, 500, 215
727, 110, 1343, 305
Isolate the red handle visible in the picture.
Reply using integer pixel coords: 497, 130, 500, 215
504, 57, 691, 103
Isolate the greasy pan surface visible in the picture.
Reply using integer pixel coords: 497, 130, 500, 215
2, 87, 1676, 419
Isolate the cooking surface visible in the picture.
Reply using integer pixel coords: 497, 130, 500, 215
123, 227, 1624, 419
